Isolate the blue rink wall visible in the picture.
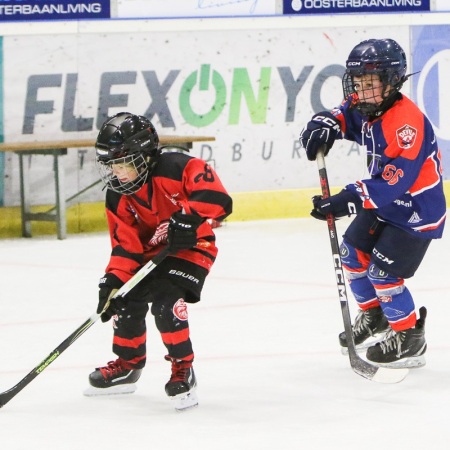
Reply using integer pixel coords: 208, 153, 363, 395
0, 14, 449, 236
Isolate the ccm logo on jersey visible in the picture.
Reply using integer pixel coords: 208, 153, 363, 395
396, 124, 417, 149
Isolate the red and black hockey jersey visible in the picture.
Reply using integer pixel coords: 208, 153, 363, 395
333, 93, 446, 239
103, 151, 232, 286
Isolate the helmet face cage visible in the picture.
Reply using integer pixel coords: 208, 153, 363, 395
95, 112, 158, 194
96, 153, 149, 195
342, 39, 407, 116
342, 72, 391, 117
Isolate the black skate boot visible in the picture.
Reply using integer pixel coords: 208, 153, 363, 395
366, 306, 427, 369
339, 306, 389, 354
83, 358, 142, 396
165, 356, 198, 411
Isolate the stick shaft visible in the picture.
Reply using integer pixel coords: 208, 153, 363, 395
0, 247, 170, 408
0, 315, 97, 407
316, 149, 355, 350
316, 149, 378, 375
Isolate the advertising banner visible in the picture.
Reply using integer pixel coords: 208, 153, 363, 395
1, 26, 410, 206
411, 25, 450, 172
0, 0, 110, 21
116, 0, 277, 18
283, 0, 430, 15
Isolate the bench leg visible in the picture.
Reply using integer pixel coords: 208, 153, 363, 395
53, 153, 66, 240
19, 153, 32, 238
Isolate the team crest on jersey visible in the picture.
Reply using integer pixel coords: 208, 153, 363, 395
396, 124, 417, 149
173, 298, 189, 321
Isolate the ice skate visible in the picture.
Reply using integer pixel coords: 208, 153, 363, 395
339, 306, 390, 354
165, 356, 198, 412
366, 307, 427, 369
83, 358, 142, 396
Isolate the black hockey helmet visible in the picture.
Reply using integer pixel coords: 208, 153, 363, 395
95, 112, 159, 162
95, 112, 159, 195
342, 38, 408, 116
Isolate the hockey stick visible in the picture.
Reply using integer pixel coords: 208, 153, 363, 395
0, 247, 170, 408
316, 147, 408, 383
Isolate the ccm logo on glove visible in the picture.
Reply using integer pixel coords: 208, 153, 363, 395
310, 189, 361, 221
299, 111, 341, 161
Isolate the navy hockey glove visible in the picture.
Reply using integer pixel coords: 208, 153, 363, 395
97, 273, 124, 323
167, 212, 204, 252
311, 189, 361, 221
299, 111, 341, 161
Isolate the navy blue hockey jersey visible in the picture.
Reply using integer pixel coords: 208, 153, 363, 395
333, 93, 446, 239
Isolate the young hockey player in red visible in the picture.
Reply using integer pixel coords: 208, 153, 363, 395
300, 38, 446, 368
84, 112, 232, 410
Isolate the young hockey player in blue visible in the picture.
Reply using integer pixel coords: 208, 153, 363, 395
300, 38, 446, 368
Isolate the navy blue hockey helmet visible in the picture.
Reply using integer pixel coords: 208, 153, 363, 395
342, 39, 408, 116
95, 112, 159, 195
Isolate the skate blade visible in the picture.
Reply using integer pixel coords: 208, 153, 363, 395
83, 383, 137, 397
340, 333, 388, 355
371, 354, 426, 369
171, 390, 199, 412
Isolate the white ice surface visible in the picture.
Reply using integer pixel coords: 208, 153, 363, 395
1, 217, 449, 449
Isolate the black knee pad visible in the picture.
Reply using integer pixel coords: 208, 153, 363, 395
149, 281, 189, 332
117, 300, 149, 320
151, 298, 176, 320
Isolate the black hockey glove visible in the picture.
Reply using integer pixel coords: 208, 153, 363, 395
97, 273, 124, 323
167, 212, 203, 252
299, 111, 341, 161
311, 189, 361, 221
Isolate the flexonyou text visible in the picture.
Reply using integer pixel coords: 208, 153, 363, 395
0, 3, 102, 15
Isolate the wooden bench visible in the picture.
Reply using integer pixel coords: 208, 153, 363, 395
0, 136, 215, 239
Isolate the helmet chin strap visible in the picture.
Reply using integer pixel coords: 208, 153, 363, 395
357, 91, 401, 118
